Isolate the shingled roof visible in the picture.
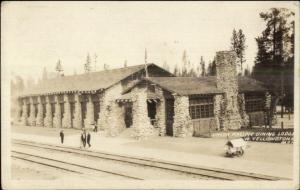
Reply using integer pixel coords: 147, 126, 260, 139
20, 63, 164, 97
146, 77, 222, 95
123, 76, 267, 96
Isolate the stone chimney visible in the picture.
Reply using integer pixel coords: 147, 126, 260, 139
215, 51, 241, 130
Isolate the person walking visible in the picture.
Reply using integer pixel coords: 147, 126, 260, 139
87, 131, 91, 147
93, 123, 98, 133
59, 130, 64, 144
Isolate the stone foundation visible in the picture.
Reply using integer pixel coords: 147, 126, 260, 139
173, 95, 193, 137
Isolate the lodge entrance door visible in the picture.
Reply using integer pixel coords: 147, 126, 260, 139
165, 99, 174, 136
124, 103, 133, 128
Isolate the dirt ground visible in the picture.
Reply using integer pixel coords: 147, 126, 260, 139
124, 136, 293, 165
12, 124, 293, 166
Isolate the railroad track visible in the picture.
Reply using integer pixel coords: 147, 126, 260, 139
12, 150, 143, 180
12, 139, 290, 181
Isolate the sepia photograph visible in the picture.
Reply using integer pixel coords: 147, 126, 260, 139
1, 1, 299, 189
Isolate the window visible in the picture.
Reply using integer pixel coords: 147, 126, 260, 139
245, 95, 263, 112
148, 84, 155, 93
189, 97, 214, 119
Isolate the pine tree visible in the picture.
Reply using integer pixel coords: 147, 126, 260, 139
207, 59, 217, 76
55, 59, 63, 76
231, 29, 247, 73
103, 63, 109, 70
93, 54, 98, 71
162, 61, 170, 71
188, 67, 197, 77
200, 56, 206, 77
181, 50, 188, 77
252, 8, 295, 119
84, 53, 92, 73
173, 64, 180, 76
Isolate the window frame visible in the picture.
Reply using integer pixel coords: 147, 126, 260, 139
189, 96, 214, 119
245, 95, 264, 113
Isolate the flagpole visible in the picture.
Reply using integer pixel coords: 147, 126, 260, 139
145, 48, 148, 78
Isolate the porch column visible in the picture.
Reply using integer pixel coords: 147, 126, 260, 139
97, 93, 106, 130
53, 95, 62, 128
173, 95, 193, 137
73, 94, 82, 129
36, 96, 44, 127
238, 93, 249, 128
28, 97, 36, 126
105, 100, 125, 137
131, 88, 154, 139
62, 94, 72, 128
213, 94, 223, 130
16, 99, 22, 122
21, 98, 28, 126
156, 87, 166, 136
84, 94, 94, 128
44, 96, 53, 128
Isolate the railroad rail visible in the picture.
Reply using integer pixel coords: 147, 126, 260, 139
12, 150, 143, 180
12, 139, 290, 181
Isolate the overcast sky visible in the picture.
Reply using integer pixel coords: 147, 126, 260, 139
2, 1, 297, 82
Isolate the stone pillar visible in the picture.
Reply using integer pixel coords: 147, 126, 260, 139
105, 100, 125, 137
213, 94, 223, 130
53, 95, 62, 128
44, 96, 53, 128
21, 98, 28, 126
97, 93, 106, 130
238, 93, 249, 128
131, 88, 154, 139
84, 94, 95, 128
28, 97, 36, 126
215, 51, 242, 130
173, 95, 193, 137
62, 94, 72, 128
156, 87, 166, 136
73, 94, 82, 129
36, 96, 44, 127
16, 99, 22, 122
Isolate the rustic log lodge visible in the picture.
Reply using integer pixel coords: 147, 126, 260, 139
16, 51, 267, 138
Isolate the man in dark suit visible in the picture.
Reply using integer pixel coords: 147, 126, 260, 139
59, 130, 64, 144
87, 131, 91, 147
81, 129, 86, 148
